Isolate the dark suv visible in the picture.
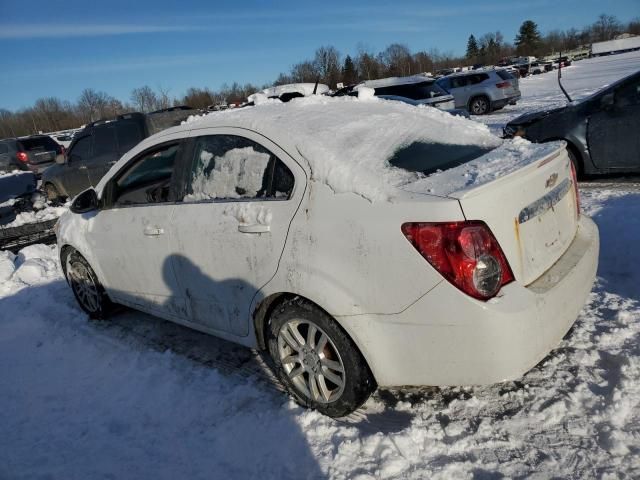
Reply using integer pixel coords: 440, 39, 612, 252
0, 135, 64, 175
42, 107, 197, 201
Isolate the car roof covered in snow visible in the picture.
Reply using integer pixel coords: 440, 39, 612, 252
174, 96, 500, 201
356, 74, 436, 89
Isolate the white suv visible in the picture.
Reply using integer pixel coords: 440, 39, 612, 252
57, 97, 598, 417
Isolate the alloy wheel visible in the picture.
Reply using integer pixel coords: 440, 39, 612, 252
277, 319, 346, 404
66, 257, 100, 313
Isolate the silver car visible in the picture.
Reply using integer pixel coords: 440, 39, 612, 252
436, 69, 521, 115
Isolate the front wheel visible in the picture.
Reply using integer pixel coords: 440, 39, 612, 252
64, 250, 112, 319
469, 96, 490, 115
267, 298, 376, 417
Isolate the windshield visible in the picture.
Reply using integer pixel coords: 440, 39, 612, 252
389, 142, 495, 176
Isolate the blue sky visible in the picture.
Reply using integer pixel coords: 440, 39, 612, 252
0, 0, 637, 110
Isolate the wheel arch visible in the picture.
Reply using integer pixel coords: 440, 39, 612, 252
467, 94, 491, 113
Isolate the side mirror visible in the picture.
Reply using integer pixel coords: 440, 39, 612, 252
70, 188, 98, 214
600, 92, 615, 110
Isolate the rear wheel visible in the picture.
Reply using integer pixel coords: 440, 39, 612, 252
267, 298, 376, 417
64, 250, 112, 319
566, 148, 583, 177
469, 96, 490, 115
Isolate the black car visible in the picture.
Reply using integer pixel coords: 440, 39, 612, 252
0, 135, 65, 175
504, 70, 640, 175
42, 106, 197, 201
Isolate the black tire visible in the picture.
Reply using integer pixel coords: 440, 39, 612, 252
469, 96, 491, 115
267, 297, 376, 417
63, 250, 112, 320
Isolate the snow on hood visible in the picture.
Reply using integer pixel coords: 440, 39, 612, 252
184, 96, 501, 202
402, 137, 563, 197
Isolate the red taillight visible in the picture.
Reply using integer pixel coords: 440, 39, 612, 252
496, 81, 510, 88
16, 152, 28, 163
401, 221, 514, 300
569, 159, 580, 217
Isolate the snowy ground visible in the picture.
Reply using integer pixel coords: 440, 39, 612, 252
2, 52, 640, 479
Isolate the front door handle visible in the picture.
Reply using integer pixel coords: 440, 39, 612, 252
143, 226, 165, 236
238, 224, 270, 234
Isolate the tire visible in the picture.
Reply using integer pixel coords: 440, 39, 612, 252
63, 250, 112, 320
44, 183, 63, 204
566, 147, 583, 177
267, 297, 376, 417
469, 96, 490, 115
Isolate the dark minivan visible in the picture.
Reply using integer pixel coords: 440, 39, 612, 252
0, 135, 65, 175
42, 107, 197, 201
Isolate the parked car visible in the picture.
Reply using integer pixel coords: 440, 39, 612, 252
436, 69, 521, 115
333, 74, 459, 112
376, 95, 470, 117
41, 106, 197, 201
249, 83, 330, 103
504, 69, 640, 175
0, 135, 65, 175
57, 98, 598, 417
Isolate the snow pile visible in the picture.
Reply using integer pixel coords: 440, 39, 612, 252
357, 86, 376, 101
185, 95, 502, 201
0, 203, 67, 229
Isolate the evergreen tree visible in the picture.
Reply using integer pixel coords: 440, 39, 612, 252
515, 20, 542, 55
342, 55, 358, 85
466, 34, 479, 59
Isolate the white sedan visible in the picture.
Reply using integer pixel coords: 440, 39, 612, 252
56, 96, 599, 417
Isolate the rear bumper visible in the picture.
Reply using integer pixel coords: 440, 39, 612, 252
339, 215, 599, 387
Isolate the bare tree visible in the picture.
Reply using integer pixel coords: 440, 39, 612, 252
592, 14, 622, 42
130, 86, 158, 113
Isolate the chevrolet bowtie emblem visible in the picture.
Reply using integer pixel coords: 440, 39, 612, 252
546, 173, 558, 188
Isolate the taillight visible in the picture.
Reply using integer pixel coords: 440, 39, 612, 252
401, 221, 514, 300
16, 152, 28, 163
496, 81, 510, 88
569, 159, 580, 217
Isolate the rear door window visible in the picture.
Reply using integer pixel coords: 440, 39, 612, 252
389, 142, 495, 176
92, 126, 117, 157
450, 76, 468, 88
116, 121, 144, 154
185, 135, 294, 202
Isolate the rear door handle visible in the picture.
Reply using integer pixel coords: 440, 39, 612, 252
238, 224, 270, 234
143, 227, 165, 236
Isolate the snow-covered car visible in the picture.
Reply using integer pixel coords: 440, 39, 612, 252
56, 96, 599, 417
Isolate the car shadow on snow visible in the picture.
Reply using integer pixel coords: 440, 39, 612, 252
0, 264, 330, 480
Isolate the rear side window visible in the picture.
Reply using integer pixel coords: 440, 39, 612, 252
388, 142, 495, 176
18, 136, 59, 152
185, 135, 294, 202
93, 126, 117, 157
69, 136, 91, 162
116, 122, 144, 153
0, 143, 8, 154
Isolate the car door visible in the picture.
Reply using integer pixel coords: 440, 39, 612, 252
446, 76, 470, 108
61, 135, 92, 197
587, 76, 640, 171
168, 129, 305, 336
86, 124, 119, 186
86, 137, 187, 317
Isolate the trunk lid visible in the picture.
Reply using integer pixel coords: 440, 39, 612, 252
402, 141, 579, 285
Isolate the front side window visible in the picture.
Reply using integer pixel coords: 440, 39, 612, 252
114, 143, 179, 205
68, 136, 91, 162
616, 78, 640, 107
185, 135, 294, 202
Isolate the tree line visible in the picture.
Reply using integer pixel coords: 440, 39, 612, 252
1, 14, 638, 138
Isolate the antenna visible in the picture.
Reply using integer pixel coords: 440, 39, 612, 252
312, 77, 319, 95
557, 51, 573, 103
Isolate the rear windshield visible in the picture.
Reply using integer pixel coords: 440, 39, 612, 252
496, 70, 514, 81
389, 142, 495, 176
18, 136, 59, 152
